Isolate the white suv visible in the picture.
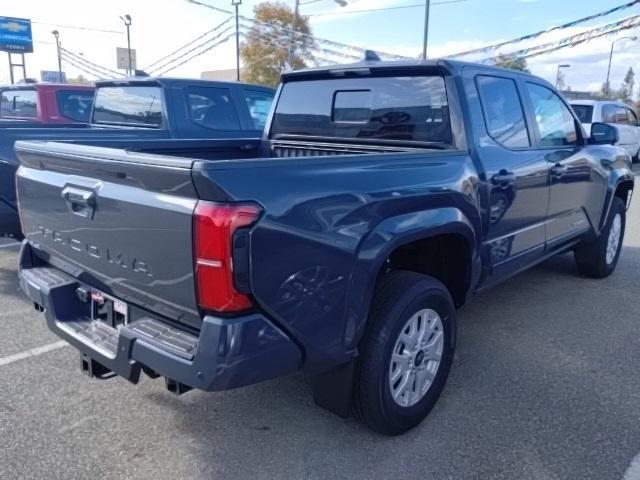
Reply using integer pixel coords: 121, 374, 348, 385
571, 100, 640, 162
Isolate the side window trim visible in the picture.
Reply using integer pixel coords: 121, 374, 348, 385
522, 81, 583, 149
475, 74, 532, 150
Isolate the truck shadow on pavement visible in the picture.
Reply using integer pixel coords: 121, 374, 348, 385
138, 245, 640, 480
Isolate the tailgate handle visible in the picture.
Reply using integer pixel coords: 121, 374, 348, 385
62, 186, 96, 219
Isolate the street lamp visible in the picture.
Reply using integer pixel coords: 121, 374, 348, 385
555, 64, 570, 89
289, 0, 348, 65
605, 36, 637, 97
120, 14, 133, 76
51, 30, 63, 83
232, 0, 241, 82
422, 0, 430, 60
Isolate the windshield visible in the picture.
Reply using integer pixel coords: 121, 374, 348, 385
271, 76, 452, 146
92, 86, 163, 127
571, 104, 594, 124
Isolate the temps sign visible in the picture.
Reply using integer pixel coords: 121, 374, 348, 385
0, 17, 33, 53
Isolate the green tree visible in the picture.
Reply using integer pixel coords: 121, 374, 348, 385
493, 54, 530, 73
617, 67, 635, 103
241, 2, 316, 87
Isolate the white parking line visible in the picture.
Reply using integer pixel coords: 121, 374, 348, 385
0, 341, 68, 367
0, 242, 20, 249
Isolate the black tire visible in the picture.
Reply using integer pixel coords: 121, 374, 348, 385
354, 271, 456, 435
574, 197, 626, 279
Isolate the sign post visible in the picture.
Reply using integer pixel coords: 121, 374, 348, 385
0, 17, 33, 83
116, 47, 136, 76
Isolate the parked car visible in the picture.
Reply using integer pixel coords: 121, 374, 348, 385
571, 99, 640, 162
16, 60, 633, 435
0, 77, 275, 238
0, 83, 95, 125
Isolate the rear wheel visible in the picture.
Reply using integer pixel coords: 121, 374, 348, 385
354, 271, 456, 435
574, 197, 626, 278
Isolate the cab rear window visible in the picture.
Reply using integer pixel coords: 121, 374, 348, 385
57, 90, 94, 123
93, 86, 163, 127
571, 104, 594, 124
1, 89, 37, 119
271, 76, 452, 146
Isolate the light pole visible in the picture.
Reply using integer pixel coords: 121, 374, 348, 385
120, 14, 133, 76
289, 0, 347, 65
555, 64, 570, 89
232, 0, 242, 82
422, 0, 430, 60
605, 36, 637, 97
51, 30, 63, 82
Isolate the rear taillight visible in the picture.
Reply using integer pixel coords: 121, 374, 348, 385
193, 201, 260, 313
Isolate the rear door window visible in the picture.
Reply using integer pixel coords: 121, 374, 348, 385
627, 108, 639, 126
602, 104, 628, 124
272, 76, 452, 146
0, 89, 38, 118
56, 90, 94, 122
187, 86, 240, 130
476, 75, 530, 148
93, 86, 163, 127
243, 89, 274, 130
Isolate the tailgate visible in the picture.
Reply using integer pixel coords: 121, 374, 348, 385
15, 141, 201, 326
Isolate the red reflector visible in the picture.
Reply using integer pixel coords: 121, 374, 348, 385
193, 202, 260, 313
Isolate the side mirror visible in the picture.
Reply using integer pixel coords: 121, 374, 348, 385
590, 122, 619, 145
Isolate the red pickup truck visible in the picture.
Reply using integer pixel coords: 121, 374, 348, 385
0, 83, 94, 124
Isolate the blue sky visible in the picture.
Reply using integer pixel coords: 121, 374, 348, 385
2, 0, 639, 94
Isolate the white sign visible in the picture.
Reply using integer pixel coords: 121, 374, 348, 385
116, 47, 136, 71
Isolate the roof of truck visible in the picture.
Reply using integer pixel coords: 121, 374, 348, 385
94, 76, 275, 92
281, 58, 545, 82
0, 83, 94, 92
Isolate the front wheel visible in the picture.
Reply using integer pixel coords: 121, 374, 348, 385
574, 197, 626, 278
354, 271, 456, 435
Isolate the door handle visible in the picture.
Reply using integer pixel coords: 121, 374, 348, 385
550, 163, 568, 177
491, 170, 516, 186
61, 186, 96, 219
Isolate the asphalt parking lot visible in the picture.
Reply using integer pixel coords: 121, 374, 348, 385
0, 175, 639, 480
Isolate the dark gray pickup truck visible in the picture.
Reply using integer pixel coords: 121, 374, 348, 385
0, 77, 274, 238
16, 59, 634, 435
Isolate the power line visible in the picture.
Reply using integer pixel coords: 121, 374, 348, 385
188, 0, 411, 60
60, 52, 115, 79
156, 32, 236, 75
306, 0, 469, 17
149, 24, 236, 74
144, 17, 233, 70
449, 0, 640, 58
60, 47, 120, 77
31, 21, 122, 34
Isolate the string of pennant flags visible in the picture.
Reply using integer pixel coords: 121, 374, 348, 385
448, 0, 640, 58
482, 15, 640, 63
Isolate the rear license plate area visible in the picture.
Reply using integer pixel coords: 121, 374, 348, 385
91, 290, 128, 328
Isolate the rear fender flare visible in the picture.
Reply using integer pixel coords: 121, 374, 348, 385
343, 207, 479, 351
599, 170, 634, 233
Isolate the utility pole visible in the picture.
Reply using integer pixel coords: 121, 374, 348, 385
232, 0, 242, 81
121, 14, 133, 75
606, 36, 637, 97
422, 0, 430, 60
289, 0, 347, 66
555, 64, 570, 89
52, 30, 62, 82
